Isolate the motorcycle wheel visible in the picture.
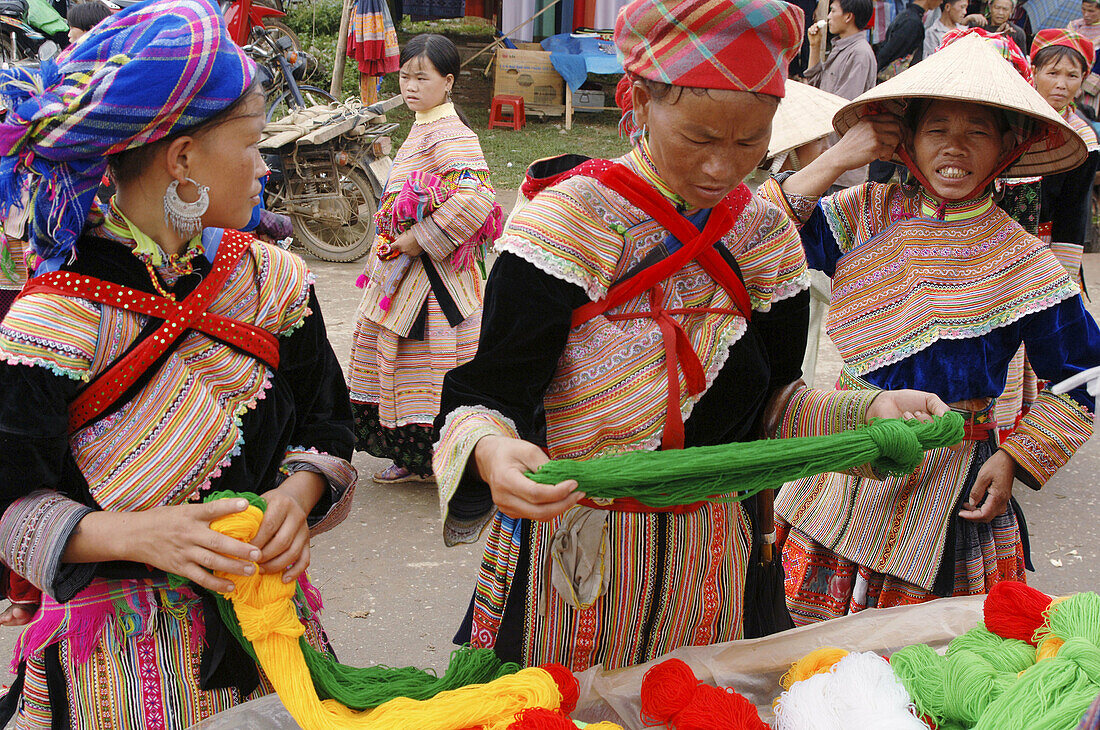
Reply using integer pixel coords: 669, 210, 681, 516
251, 18, 300, 55
290, 167, 377, 263
266, 84, 337, 122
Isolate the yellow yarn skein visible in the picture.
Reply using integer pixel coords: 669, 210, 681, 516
780, 647, 850, 689
211, 506, 564, 730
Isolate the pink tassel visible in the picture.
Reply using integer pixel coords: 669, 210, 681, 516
355, 273, 368, 289
379, 296, 392, 311
12, 584, 114, 671
298, 574, 325, 613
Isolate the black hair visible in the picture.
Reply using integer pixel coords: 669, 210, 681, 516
904, 97, 1012, 136
1033, 45, 1090, 76
399, 33, 472, 128
108, 78, 264, 185
67, 0, 113, 32
837, 0, 874, 31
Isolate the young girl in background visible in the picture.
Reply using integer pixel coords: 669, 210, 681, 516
349, 34, 501, 484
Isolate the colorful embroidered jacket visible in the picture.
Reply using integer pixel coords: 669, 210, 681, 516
428, 144, 890, 670
764, 179, 1100, 590
0, 231, 357, 603
358, 102, 495, 337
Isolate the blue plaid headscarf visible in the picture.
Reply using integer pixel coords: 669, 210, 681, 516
0, 0, 256, 260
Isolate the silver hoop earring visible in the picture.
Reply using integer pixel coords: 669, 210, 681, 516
163, 177, 210, 238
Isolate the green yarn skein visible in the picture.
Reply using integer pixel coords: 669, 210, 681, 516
195, 491, 521, 711
891, 624, 1033, 727
528, 413, 964, 508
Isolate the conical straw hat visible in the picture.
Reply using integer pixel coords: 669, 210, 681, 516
767, 80, 849, 160
832, 32, 1086, 177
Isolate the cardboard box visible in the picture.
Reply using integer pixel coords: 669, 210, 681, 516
493, 46, 564, 108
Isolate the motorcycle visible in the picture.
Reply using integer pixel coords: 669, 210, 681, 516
222, 0, 300, 54
0, 0, 62, 63
245, 23, 332, 121
260, 101, 396, 262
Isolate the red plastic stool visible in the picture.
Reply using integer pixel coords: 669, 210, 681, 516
488, 94, 526, 130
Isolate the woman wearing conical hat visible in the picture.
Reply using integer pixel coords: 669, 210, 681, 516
761, 32, 1100, 624
432, 0, 951, 671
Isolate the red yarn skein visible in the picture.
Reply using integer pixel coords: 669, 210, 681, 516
675, 685, 769, 730
640, 658, 699, 725
984, 580, 1054, 645
538, 663, 580, 714
639, 658, 766, 730
507, 707, 578, 729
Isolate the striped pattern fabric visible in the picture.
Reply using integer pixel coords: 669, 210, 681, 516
1001, 390, 1093, 484
347, 0, 400, 76
821, 183, 1080, 377
779, 506, 1025, 625
776, 408, 982, 592
614, 0, 804, 97
1064, 106, 1100, 153
0, 240, 311, 516
356, 103, 491, 338
434, 405, 520, 547
13, 578, 331, 729
349, 292, 481, 427
0, 0, 254, 260
522, 501, 751, 671
0, 490, 92, 600
498, 141, 808, 459
470, 512, 524, 650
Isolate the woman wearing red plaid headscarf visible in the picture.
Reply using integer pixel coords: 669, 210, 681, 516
432, 0, 948, 671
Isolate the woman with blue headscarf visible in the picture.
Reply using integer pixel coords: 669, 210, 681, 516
0, 0, 356, 726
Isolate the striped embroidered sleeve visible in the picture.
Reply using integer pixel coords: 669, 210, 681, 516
497, 180, 625, 301
730, 198, 810, 310
776, 385, 883, 478
252, 242, 314, 337
756, 176, 820, 228
280, 447, 358, 537
0, 490, 94, 599
414, 169, 498, 261
433, 406, 520, 546
1001, 391, 1092, 488
0, 293, 98, 380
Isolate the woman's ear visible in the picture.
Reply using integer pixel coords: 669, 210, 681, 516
631, 80, 652, 129
163, 135, 196, 183
1000, 129, 1017, 158
445, 73, 455, 95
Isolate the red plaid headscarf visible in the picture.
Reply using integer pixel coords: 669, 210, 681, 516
938, 27, 1032, 83
614, 0, 804, 97
1030, 28, 1096, 69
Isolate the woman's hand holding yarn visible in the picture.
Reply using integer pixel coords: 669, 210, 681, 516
251, 471, 326, 582
474, 435, 583, 521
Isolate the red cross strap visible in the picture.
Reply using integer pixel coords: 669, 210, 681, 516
569, 163, 755, 450
19, 230, 280, 433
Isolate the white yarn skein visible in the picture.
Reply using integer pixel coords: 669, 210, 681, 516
774, 651, 927, 730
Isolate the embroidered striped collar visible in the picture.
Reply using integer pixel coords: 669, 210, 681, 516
624, 139, 689, 211
917, 191, 994, 222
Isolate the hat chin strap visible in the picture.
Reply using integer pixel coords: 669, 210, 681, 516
895, 130, 1046, 218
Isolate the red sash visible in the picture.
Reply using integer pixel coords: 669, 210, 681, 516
20, 230, 280, 433
569, 163, 754, 450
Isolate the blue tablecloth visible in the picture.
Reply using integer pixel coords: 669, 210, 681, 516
540, 33, 623, 92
